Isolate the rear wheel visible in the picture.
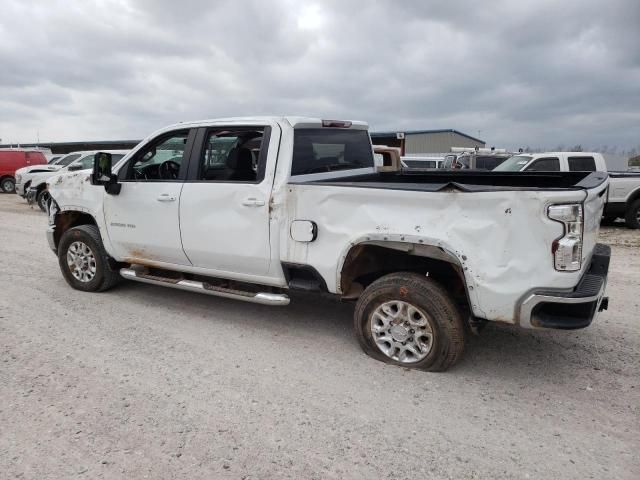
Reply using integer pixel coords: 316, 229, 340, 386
1, 177, 15, 193
625, 199, 640, 229
354, 272, 465, 371
58, 225, 121, 292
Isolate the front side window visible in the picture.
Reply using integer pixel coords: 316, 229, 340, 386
493, 155, 532, 171
568, 156, 596, 171
125, 131, 189, 181
525, 157, 560, 171
291, 128, 373, 176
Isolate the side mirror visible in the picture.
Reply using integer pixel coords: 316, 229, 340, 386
91, 152, 121, 195
67, 164, 83, 171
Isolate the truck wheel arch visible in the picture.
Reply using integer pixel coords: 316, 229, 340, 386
53, 210, 99, 250
338, 240, 478, 316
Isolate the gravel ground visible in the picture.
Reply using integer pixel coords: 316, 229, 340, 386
0, 193, 638, 479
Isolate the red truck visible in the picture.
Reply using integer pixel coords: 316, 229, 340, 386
0, 149, 48, 193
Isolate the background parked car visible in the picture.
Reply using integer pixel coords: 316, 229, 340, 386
15, 152, 86, 198
494, 152, 640, 228
0, 149, 48, 193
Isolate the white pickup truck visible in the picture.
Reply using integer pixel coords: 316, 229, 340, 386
495, 152, 640, 228
45, 117, 611, 371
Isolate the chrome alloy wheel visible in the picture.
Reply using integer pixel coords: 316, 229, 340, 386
370, 300, 434, 363
66, 241, 97, 283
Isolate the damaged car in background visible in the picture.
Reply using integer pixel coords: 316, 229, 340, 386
18, 150, 128, 211
44, 117, 610, 371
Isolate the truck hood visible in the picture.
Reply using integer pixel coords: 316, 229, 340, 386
16, 164, 62, 175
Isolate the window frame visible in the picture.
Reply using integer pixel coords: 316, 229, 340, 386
118, 128, 196, 183
524, 157, 561, 172
184, 126, 272, 184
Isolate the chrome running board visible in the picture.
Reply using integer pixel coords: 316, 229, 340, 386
120, 268, 290, 306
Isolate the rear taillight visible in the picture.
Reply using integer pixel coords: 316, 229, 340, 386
548, 204, 583, 271
322, 120, 352, 128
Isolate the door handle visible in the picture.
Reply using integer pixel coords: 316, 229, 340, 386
157, 193, 176, 202
242, 197, 265, 207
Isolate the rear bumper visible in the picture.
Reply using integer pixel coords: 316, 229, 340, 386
519, 243, 610, 329
15, 183, 26, 197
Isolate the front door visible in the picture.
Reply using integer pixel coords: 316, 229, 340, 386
103, 129, 194, 266
179, 125, 278, 276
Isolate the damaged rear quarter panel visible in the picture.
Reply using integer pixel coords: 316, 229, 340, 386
281, 183, 589, 324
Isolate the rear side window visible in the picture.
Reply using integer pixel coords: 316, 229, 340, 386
568, 156, 596, 171
198, 127, 268, 182
525, 157, 560, 171
292, 129, 373, 175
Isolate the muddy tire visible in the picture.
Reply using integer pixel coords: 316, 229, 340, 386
354, 272, 465, 372
1, 177, 15, 193
625, 199, 640, 229
36, 189, 50, 212
58, 225, 121, 292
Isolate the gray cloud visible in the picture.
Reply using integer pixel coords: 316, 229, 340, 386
0, 0, 638, 151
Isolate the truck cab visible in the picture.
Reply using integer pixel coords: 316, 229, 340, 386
494, 152, 608, 172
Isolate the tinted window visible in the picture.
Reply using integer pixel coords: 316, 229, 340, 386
292, 129, 373, 176
525, 157, 560, 171
568, 156, 596, 171
475, 156, 504, 170
198, 128, 267, 182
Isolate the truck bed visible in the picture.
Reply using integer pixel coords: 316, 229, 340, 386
300, 170, 608, 192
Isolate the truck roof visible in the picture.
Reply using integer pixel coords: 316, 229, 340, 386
158, 116, 369, 131
521, 152, 603, 156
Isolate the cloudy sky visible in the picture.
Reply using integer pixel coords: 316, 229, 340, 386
1, 0, 639, 151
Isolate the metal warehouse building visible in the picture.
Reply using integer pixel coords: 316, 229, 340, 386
370, 129, 485, 155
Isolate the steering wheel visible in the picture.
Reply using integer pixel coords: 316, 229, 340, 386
159, 160, 180, 180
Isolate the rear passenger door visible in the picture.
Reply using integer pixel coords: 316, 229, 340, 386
178, 123, 280, 277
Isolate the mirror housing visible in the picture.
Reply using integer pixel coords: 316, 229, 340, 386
91, 152, 121, 194
67, 163, 83, 171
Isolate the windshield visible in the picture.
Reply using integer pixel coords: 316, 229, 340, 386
493, 155, 532, 171
292, 129, 374, 175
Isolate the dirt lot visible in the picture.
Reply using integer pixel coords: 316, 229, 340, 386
0, 193, 638, 479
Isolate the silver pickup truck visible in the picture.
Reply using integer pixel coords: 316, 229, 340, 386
45, 117, 611, 371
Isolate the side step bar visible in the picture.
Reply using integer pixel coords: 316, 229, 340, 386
120, 268, 290, 306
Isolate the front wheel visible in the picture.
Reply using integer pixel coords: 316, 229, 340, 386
58, 225, 121, 292
1, 177, 15, 193
36, 189, 51, 212
354, 272, 465, 371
